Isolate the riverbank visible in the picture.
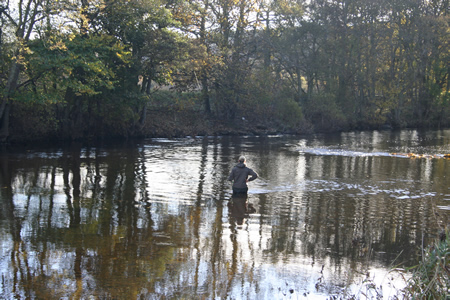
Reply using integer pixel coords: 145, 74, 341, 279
8, 106, 313, 145
6, 99, 447, 146
143, 108, 312, 138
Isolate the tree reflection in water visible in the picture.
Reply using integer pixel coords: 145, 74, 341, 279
0, 130, 449, 299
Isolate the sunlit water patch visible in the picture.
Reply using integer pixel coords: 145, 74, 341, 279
300, 148, 391, 157
250, 179, 436, 201
299, 147, 449, 159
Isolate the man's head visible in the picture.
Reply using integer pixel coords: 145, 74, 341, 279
239, 156, 246, 162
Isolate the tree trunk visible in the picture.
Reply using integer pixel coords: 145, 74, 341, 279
202, 74, 211, 114
61, 88, 84, 140
199, 0, 211, 115
0, 103, 10, 142
139, 77, 152, 129
0, 60, 21, 142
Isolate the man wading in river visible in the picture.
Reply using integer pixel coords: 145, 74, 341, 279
228, 156, 258, 195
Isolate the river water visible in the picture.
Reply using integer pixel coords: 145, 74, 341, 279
0, 129, 449, 299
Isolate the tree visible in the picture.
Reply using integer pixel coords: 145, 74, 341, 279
0, 0, 51, 142
208, 0, 261, 119
175, 0, 215, 114
94, 0, 192, 130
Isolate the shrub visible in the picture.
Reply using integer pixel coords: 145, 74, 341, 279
275, 97, 304, 129
303, 92, 348, 131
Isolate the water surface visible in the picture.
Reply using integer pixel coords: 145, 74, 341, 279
1, 129, 449, 299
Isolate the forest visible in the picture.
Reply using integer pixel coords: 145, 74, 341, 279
0, 0, 449, 143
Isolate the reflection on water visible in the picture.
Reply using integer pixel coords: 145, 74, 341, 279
228, 193, 257, 226
1, 129, 449, 299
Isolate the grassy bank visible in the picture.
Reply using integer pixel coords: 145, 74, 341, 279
400, 227, 449, 299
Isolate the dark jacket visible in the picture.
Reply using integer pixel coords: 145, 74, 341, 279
228, 162, 258, 189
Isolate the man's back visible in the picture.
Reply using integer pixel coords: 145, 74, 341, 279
228, 157, 258, 194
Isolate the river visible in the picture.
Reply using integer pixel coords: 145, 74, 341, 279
1, 129, 449, 299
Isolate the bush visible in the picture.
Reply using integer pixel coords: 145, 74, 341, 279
275, 97, 304, 129
303, 92, 348, 131
9, 102, 60, 142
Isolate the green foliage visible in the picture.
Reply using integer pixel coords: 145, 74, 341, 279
95, 0, 188, 89
234, 70, 305, 130
303, 93, 348, 131
99, 91, 148, 136
150, 90, 202, 111
22, 32, 131, 103
275, 97, 304, 129
272, 0, 304, 27
0, 42, 12, 90
143, 29, 191, 86
9, 102, 59, 141
401, 228, 449, 299
239, 71, 278, 121
2, 0, 449, 142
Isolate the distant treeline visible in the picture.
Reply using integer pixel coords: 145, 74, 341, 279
0, 0, 448, 143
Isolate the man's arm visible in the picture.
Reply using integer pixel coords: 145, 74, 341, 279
247, 169, 258, 182
228, 168, 235, 181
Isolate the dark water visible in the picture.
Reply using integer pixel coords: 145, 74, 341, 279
1, 129, 449, 299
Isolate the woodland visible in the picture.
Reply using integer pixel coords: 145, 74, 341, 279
0, 0, 448, 143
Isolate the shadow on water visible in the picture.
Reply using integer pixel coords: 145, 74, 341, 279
0, 129, 449, 299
